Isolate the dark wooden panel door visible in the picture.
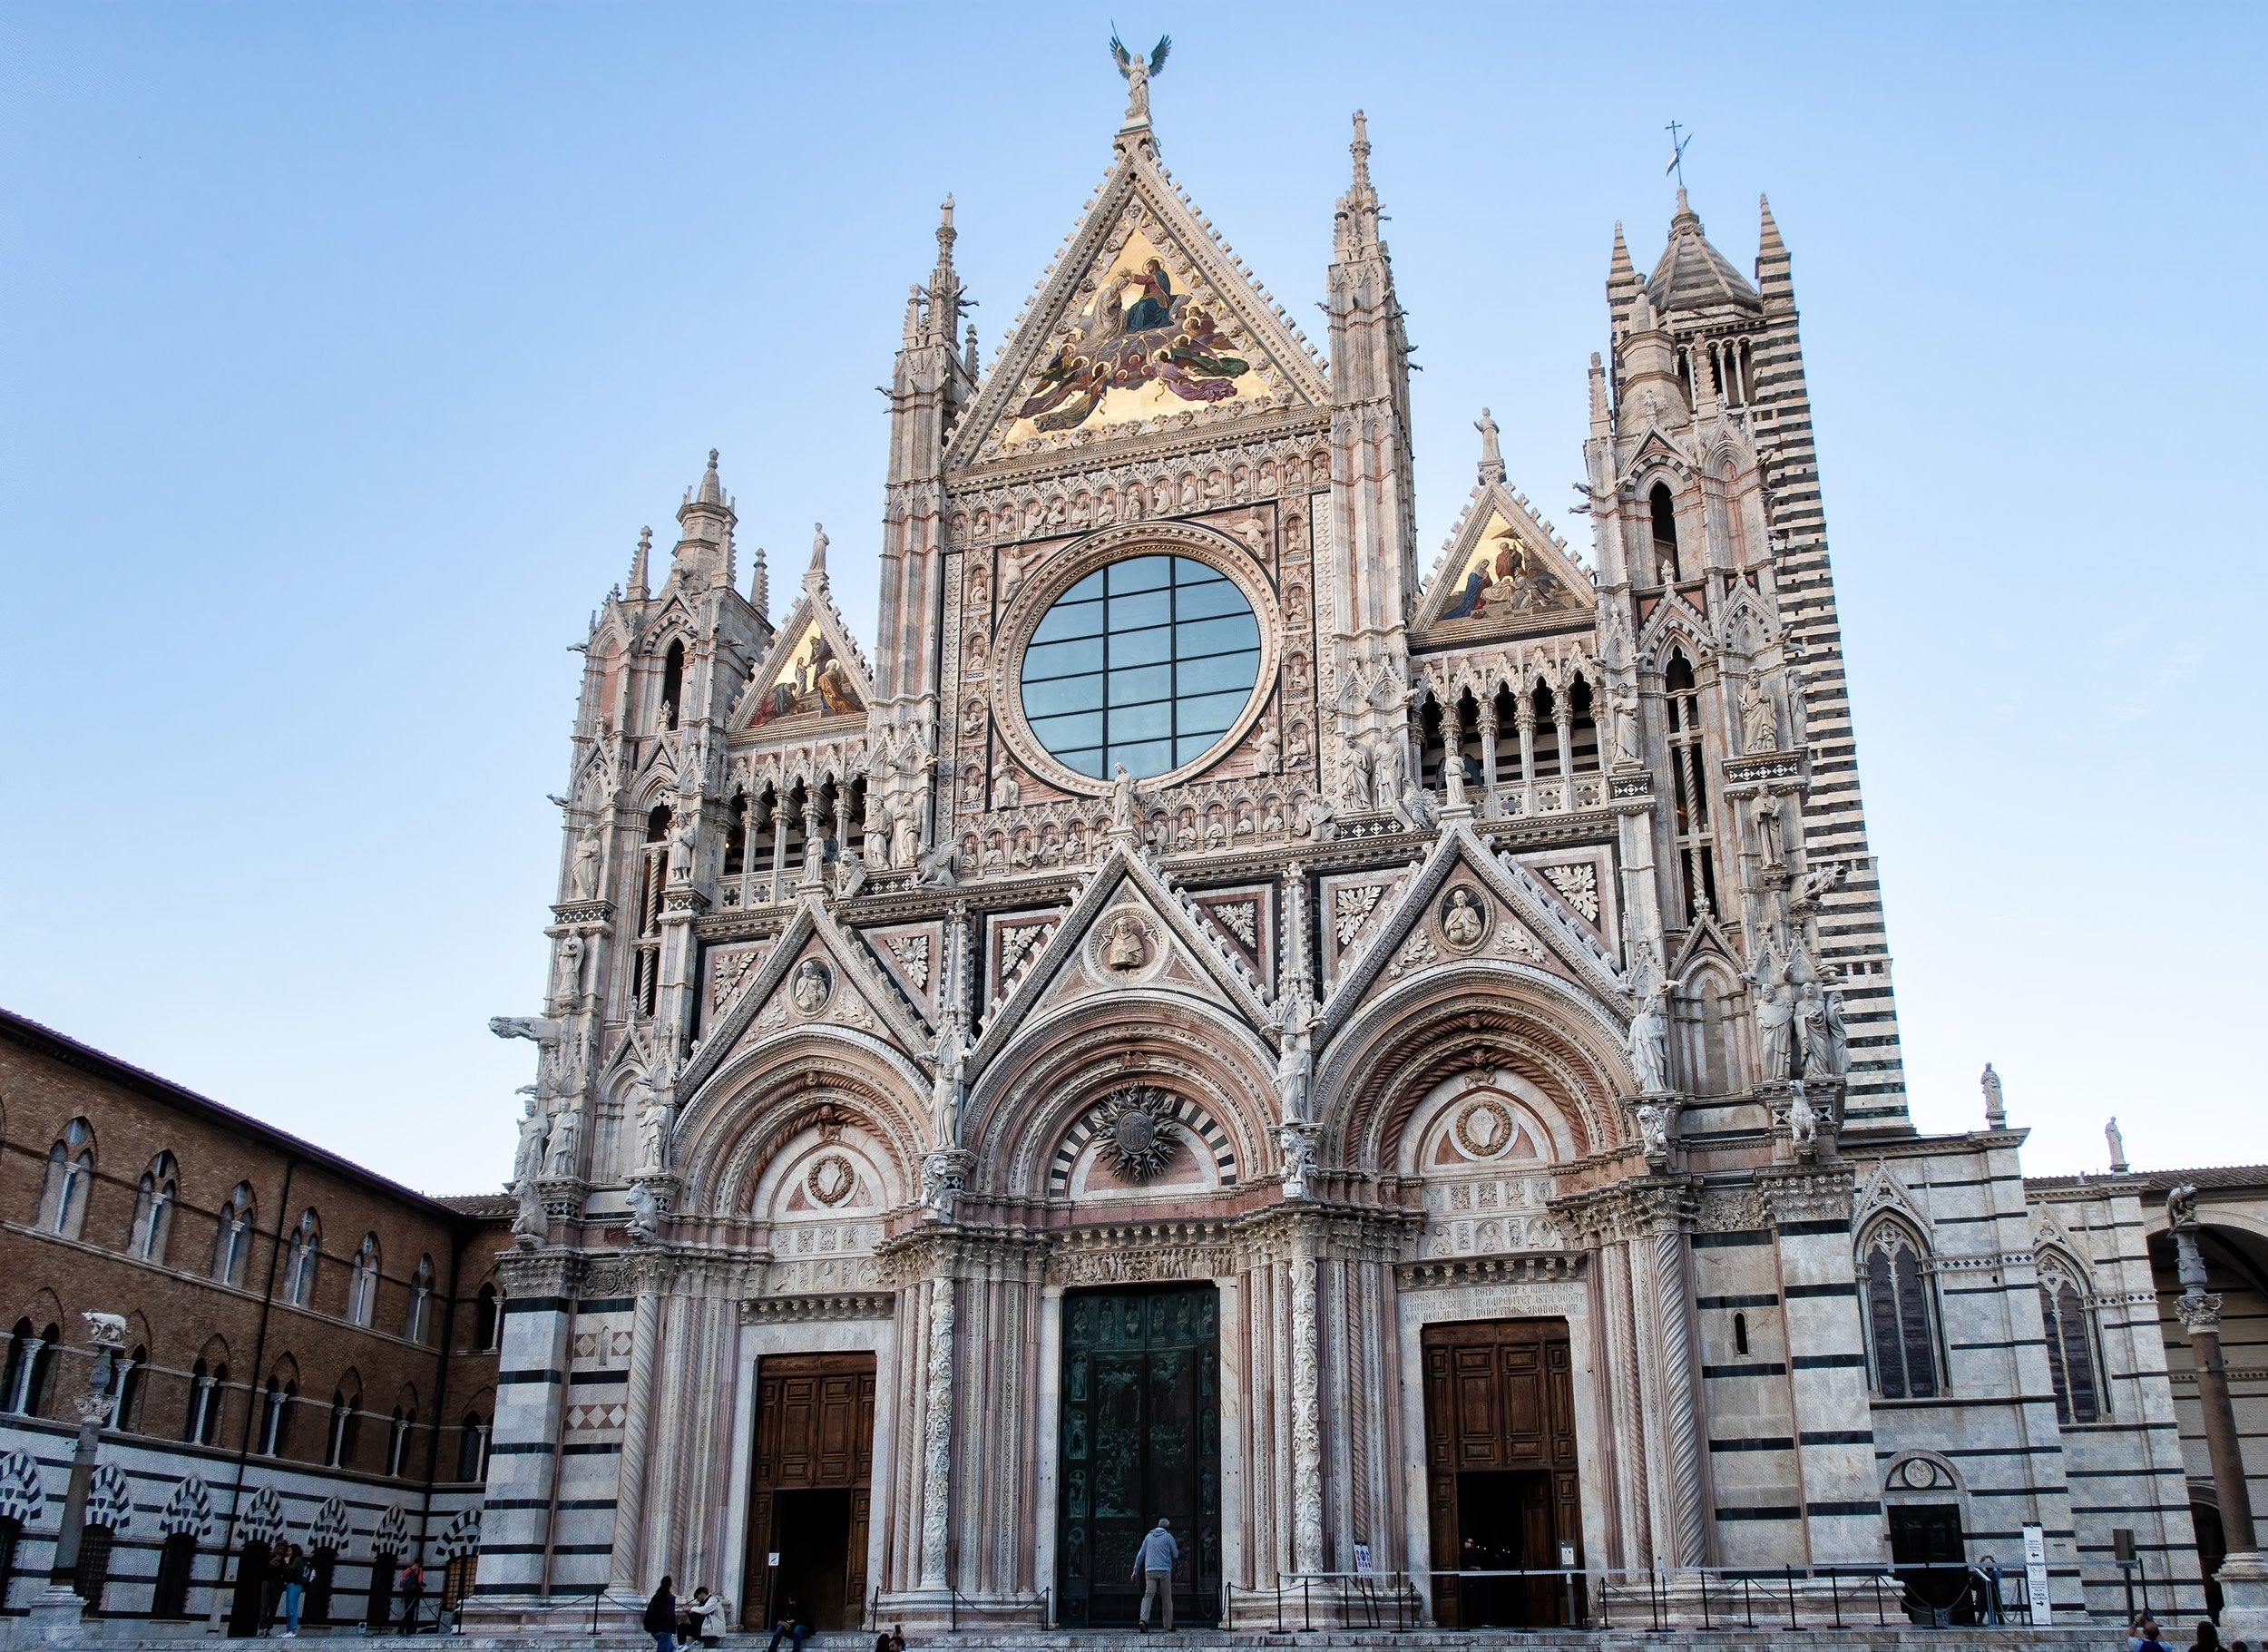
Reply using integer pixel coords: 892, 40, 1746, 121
746, 1352, 876, 1631
1421, 1318, 1583, 1628
1057, 1285, 1220, 1628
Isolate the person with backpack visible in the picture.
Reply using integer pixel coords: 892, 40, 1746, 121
764, 1596, 807, 1652
644, 1576, 679, 1652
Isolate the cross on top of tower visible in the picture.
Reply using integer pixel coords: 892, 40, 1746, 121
1665, 120, 1692, 191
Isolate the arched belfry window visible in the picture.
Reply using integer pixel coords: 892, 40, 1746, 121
212, 1183, 255, 1286
1860, 1221, 1941, 1400
660, 640, 686, 730
1649, 483, 1681, 583
347, 1234, 379, 1326
2038, 1256, 2102, 1423
283, 1209, 320, 1306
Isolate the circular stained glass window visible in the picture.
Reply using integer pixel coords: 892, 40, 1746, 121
1019, 554, 1262, 781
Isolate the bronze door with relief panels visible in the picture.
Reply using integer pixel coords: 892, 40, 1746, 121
1056, 1284, 1221, 1627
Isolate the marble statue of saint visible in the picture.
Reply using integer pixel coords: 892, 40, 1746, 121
550, 934, 584, 1009
1102, 913, 1147, 972
790, 959, 832, 1013
631, 1076, 670, 1173
571, 827, 601, 899
543, 1107, 581, 1178
2107, 1116, 2128, 1172
1741, 672, 1779, 755
1627, 977, 1674, 1095
1341, 740, 1374, 811
1608, 683, 1641, 766
864, 794, 893, 867
991, 764, 1021, 810
1442, 890, 1486, 950
1110, 763, 1142, 834
513, 1091, 548, 1186
1255, 722, 1280, 776
666, 807, 697, 883
1980, 1062, 2007, 1126
1804, 976, 1850, 1080
1745, 949, 1797, 1080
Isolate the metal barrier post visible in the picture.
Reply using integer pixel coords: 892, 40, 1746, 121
1699, 1566, 1710, 1628
1829, 1568, 1843, 1628
1302, 1574, 1311, 1632
1873, 1571, 1886, 1627
1649, 1563, 1663, 1632
1565, 1567, 1578, 1629
1742, 1572, 1755, 1629
1786, 1563, 1798, 1628
1599, 1569, 1611, 1629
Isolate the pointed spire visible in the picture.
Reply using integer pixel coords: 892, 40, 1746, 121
1646, 186, 1760, 316
748, 543, 769, 622
1755, 191, 1794, 311
1609, 221, 1636, 284
1474, 407, 1504, 484
628, 526, 651, 601
963, 322, 980, 380
1334, 110, 1382, 259
697, 447, 724, 505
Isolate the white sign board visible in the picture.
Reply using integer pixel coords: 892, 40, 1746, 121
1352, 1544, 1372, 1575
2022, 1523, 2051, 1626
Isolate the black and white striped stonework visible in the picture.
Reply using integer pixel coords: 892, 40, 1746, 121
1048, 1096, 1239, 1198
1748, 234, 1911, 1131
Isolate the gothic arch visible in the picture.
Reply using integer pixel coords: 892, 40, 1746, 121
963, 992, 1276, 1205
673, 1029, 926, 1223
1314, 963, 1631, 1176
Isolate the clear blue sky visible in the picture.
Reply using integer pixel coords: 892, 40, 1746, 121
3, 3, 2260, 1192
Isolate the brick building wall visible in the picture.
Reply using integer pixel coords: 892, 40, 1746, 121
0, 1008, 508, 1627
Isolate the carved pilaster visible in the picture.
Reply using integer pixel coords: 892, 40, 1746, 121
1288, 1251, 1325, 1577
918, 1276, 956, 1588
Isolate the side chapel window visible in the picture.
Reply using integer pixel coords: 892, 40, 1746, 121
2038, 1257, 2103, 1423
39, 1119, 95, 1237
1860, 1221, 1941, 1400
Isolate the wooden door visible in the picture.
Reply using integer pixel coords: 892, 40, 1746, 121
745, 1352, 876, 1630
1421, 1318, 1582, 1628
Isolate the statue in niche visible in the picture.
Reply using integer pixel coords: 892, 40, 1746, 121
1801, 972, 1850, 1079
1626, 970, 1676, 1095
1744, 946, 1798, 1080
571, 827, 601, 899
991, 763, 1021, 810
513, 1090, 549, 1186
1110, 763, 1142, 834
790, 958, 834, 1014
1340, 740, 1373, 811
666, 807, 698, 884
1741, 671, 1778, 755
550, 934, 584, 1009
544, 1107, 581, 1178
1255, 721, 1280, 775
1441, 888, 1488, 951
1607, 682, 1641, 766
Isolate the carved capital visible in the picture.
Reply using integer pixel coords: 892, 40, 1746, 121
2176, 1291, 2225, 1332
1756, 1164, 1855, 1228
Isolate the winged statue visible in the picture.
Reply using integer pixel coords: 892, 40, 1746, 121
1110, 31, 1171, 122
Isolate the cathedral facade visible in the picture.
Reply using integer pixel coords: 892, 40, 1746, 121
470, 73, 2208, 1636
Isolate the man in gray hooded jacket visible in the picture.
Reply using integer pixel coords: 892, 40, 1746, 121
1132, 1518, 1178, 1632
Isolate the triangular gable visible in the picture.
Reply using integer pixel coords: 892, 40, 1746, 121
1317, 823, 1628, 1042
859, 919, 945, 1022
1413, 484, 1593, 645
967, 844, 1272, 1065
1853, 1158, 1932, 1240
949, 143, 1328, 469
733, 595, 868, 733
679, 900, 928, 1095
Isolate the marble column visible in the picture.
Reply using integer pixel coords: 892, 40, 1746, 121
610, 1274, 665, 1589
918, 1276, 956, 1588
1288, 1250, 1325, 1577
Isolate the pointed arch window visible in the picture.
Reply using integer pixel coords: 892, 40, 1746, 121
1662, 651, 1717, 924
3, 1319, 60, 1416
347, 1234, 380, 1326
39, 1119, 95, 1237
1649, 483, 1681, 583
1860, 1221, 1941, 1399
259, 1373, 297, 1456
282, 1209, 320, 1307
660, 639, 686, 730
405, 1256, 435, 1344
129, 1153, 177, 1262
212, 1184, 255, 1286
183, 1357, 228, 1445
455, 1411, 491, 1482
116, 1344, 147, 1432
2038, 1258, 2103, 1424
473, 1284, 502, 1353
327, 1387, 362, 1467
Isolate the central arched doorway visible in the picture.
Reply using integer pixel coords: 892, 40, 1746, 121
1055, 1283, 1221, 1628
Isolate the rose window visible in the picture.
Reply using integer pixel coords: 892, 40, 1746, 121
1018, 553, 1261, 779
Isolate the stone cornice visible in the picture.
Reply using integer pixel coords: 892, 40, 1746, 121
739, 1292, 895, 1325
1397, 1253, 1587, 1292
